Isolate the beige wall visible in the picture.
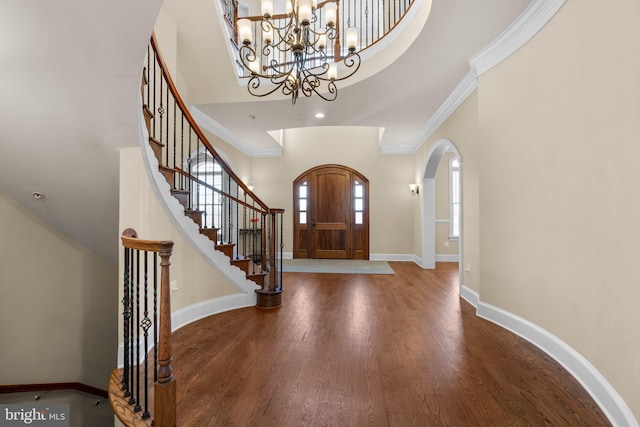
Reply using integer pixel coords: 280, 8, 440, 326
0, 189, 117, 389
251, 126, 416, 256
474, 0, 640, 419
119, 147, 239, 316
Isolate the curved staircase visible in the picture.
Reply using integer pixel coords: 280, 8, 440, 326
141, 35, 284, 308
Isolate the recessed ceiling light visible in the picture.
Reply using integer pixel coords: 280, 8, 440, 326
33, 192, 45, 199
315, 113, 325, 119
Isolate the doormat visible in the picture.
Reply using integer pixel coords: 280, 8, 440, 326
282, 259, 395, 274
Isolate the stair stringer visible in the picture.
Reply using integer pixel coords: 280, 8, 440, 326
136, 101, 260, 306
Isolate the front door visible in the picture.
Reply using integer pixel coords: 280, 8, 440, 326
293, 164, 369, 260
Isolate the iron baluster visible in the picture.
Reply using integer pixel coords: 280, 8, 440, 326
134, 249, 142, 412
128, 249, 136, 406
141, 252, 152, 420
153, 252, 158, 383
172, 97, 176, 187
122, 247, 131, 396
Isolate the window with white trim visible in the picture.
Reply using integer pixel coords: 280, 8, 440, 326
449, 157, 460, 239
192, 156, 224, 229
299, 181, 308, 224
354, 180, 364, 225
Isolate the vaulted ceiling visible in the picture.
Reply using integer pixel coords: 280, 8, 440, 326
162, 0, 532, 154
0, 0, 536, 260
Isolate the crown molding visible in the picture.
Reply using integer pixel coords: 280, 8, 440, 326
469, 0, 566, 77
407, 69, 478, 153
380, 144, 415, 155
385, 0, 567, 154
189, 106, 283, 158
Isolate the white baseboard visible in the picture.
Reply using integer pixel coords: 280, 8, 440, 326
477, 301, 638, 427
171, 292, 256, 332
435, 254, 459, 262
370, 253, 416, 262
117, 293, 256, 368
459, 284, 479, 308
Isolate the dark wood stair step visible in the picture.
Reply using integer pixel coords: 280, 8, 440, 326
230, 258, 250, 274
247, 271, 267, 288
200, 228, 219, 243
158, 165, 174, 186
215, 243, 235, 259
149, 136, 164, 164
171, 188, 190, 209
185, 210, 203, 228
143, 105, 154, 135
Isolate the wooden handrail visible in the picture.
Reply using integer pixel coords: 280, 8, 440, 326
149, 34, 270, 213
121, 228, 174, 253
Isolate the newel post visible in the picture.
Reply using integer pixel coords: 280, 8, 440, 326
154, 244, 176, 427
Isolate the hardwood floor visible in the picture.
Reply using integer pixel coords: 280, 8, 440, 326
172, 262, 610, 426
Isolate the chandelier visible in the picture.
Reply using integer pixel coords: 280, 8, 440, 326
236, 0, 361, 104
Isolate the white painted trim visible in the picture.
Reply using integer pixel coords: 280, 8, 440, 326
380, 144, 415, 155
189, 106, 283, 158
117, 293, 256, 368
435, 219, 450, 223
459, 284, 478, 308
171, 293, 256, 331
283, 252, 422, 265
435, 254, 459, 262
380, 0, 566, 154
408, 70, 478, 152
469, 0, 567, 77
370, 253, 417, 263
477, 301, 639, 427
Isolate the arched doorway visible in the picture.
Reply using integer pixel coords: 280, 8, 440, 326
422, 139, 462, 275
293, 164, 369, 259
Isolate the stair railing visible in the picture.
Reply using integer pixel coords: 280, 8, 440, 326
110, 228, 175, 427
143, 34, 284, 307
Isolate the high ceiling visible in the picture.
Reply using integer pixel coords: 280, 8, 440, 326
0, 0, 534, 261
163, 0, 533, 154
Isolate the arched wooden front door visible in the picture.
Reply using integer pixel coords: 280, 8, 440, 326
293, 164, 369, 260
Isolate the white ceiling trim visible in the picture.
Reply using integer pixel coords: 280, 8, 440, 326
384, 0, 567, 155
189, 105, 283, 157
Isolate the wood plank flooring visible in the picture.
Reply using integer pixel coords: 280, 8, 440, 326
171, 262, 610, 426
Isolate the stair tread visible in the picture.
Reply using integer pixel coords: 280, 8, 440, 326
143, 104, 154, 119
171, 188, 190, 195
248, 271, 267, 277
149, 136, 164, 146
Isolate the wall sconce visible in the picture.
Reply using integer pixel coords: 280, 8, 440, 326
409, 184, 419, 196
247, 179, 255, 192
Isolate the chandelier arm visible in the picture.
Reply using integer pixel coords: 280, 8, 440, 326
238, 44, 259, 73
247, 75, 290, 98
328, 52, 361, 82
306, 76, 338, 102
